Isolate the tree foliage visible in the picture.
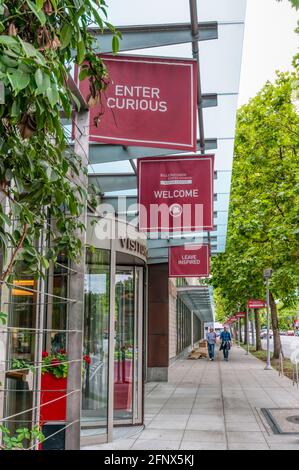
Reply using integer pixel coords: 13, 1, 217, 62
210, 71, 299, 356
0, 0, 120, 282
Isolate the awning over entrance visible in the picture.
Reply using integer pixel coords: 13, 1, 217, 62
176, 285, 214, 323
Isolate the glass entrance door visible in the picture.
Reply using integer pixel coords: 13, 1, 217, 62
114, 267, 143, 424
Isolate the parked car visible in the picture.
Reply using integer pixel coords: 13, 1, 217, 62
287, 330, 295, 336
260, 329, 273, 339
279, 330, 287, 335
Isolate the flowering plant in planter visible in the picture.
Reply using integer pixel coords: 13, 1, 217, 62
41, 350, 91, 378
41, 350, 68, 379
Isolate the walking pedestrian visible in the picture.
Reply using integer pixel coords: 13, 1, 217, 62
206, 327, 217, 361
220, 326, 231, 361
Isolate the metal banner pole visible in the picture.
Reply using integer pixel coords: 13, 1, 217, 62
246, 306, 249, 355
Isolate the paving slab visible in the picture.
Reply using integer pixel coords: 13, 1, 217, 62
81, 345, 299, 450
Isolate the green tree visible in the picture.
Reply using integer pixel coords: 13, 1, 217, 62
211, 71, 299, 358
0, 1, 120, 284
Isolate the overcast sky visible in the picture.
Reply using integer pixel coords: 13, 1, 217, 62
238, 0, 298, 106
105, 0, 298, 108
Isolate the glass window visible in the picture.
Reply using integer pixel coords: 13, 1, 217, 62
82, 247, 110, 433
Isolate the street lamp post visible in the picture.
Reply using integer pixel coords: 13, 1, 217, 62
264, 268, 273, 370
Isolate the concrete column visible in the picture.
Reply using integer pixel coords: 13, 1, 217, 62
65, 110, 89, 450
147, 264, 169, 382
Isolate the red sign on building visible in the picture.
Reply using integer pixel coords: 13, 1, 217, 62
138, 155, 214, 232
247, 299, 266, 309
75, 54, 197, 151
235, 312, 246, 318
169, 244, 210, 278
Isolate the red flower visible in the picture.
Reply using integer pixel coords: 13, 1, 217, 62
50, 358, 61, 367
42, 351, 48, 358
83, 355, 91, 365
58, 349, 66, 354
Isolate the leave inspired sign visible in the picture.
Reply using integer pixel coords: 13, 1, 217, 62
138, 155, 214, 232
169, 244, 210, 278
75, 54, 197, 151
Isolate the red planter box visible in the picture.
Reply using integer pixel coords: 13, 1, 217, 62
40, 373, 67, 423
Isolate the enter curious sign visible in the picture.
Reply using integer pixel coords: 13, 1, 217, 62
138, 155, 214, 232
169, 244, 210, 278
76, 54, 197, 151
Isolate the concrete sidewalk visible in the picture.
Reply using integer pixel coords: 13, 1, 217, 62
82, 346, 299, 450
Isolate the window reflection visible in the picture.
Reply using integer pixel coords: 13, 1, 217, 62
82, 248, 110, 431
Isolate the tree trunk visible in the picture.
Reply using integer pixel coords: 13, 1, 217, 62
254, 309, 262, 351
239, 319, 243, 343
269, 291, 282, 359
234, 324, 238, 341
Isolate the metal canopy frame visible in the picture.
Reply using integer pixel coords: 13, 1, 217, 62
177, 286, 213, 322
83, 138, 217, 165
90, 21, 218, 53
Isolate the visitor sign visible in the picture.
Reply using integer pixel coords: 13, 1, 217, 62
75, 54, 197, 151
138, 154, 214, 232
235, 312, 246, 318
169, 244, 210, 278
247, 299, 266, 309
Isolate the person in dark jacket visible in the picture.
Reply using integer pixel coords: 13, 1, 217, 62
220, 327, 231, 361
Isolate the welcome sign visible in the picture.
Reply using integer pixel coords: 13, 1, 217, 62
138, 155, 214, 232
76, 54, 197, 151
169, 244, 210, 278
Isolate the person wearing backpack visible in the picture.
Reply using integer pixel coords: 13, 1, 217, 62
219, 326, 232, 361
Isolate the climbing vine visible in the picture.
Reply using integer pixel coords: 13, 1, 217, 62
0, 0, 120, 282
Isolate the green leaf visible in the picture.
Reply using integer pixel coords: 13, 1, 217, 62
18, 38, 38, 58
46, 86, 59, 107
0, 312, 7, 325
41, 257, 49, 269
0, 36, 20, 50
7, 70, 30, 91
112, 35, 119, 54
36, 0, 44, 11
0, 212, 10, 226
60, 23, 73, 49
35, 69, 50, 94
77, 40, 85, 65
25, 0, 46, 26
11, 100, 20, 117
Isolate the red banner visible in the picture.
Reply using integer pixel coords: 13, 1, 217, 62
235, 312, 246, 318
75, 54, 197, 151
247, 299, 266, 309
138, 155, 214, 232
169, 244, 210, 278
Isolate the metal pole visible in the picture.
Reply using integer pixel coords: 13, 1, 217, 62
251, 308, 255, 346
246, 306, 249, 355
189, 0, 205, 154
238, 318, 240, 348
265, 278, 272, 370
